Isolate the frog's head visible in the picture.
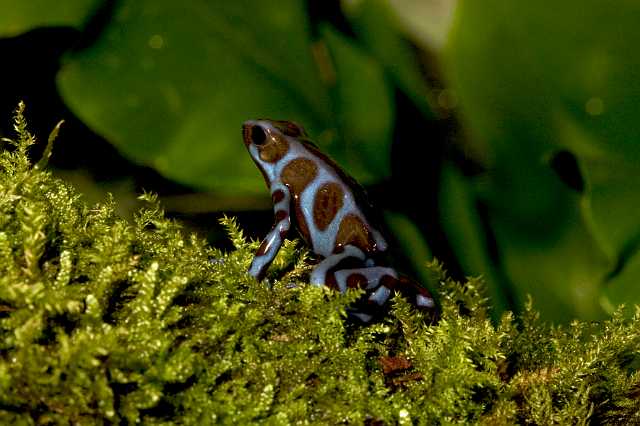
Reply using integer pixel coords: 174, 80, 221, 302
242, 119, 306, 163
243, 119, 308, 186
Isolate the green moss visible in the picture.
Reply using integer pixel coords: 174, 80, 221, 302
0, 104, 639, 424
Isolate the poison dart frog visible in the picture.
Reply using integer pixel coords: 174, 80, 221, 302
243, 119, 437, 323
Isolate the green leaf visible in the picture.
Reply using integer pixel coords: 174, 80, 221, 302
320, 25, 394, 181
383, 211, 433, 289
58, 0, 331, 193
57, 0, 397, 193
438, 163, 510, 317
386, 0, 457, 51
0, 0, 100, 37
342, 0, 435, 116
445, 1, 640, 319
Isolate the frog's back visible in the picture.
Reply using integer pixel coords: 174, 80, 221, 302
281, 136, 387, 258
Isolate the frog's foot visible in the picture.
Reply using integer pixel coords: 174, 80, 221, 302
340, 270, 438, 323
333, 267, 397, 294
332, 266, 398, 323
386, 275, 439, 322
309, 245, 365, 287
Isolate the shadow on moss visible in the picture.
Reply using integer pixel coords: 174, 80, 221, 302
0, 104, 638, 424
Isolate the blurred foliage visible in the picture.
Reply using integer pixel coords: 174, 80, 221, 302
0, 0, 101, 37
1, 110, 639, 423
444, 0, 640, 320
54, 0, 420, 192
1, 0, 640, 322
386, 0, 457, 51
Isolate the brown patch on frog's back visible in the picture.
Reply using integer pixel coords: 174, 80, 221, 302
281, 158, 318, 193
335, 214, 376, 254
282, 158, 318, 244
313, 182, 344, 231
259, 133, 289, 163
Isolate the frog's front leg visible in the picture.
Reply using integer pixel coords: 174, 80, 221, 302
249, 184, 291, 281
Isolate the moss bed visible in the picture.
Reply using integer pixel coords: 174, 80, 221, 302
0, 104, 639, 424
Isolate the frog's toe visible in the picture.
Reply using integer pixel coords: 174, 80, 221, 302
368, 285, 392, 306
416, 294, 435, 308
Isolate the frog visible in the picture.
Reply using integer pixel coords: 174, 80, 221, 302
242, 119, 437, 323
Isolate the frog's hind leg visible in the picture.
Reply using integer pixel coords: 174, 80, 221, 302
310, 247, 438, 323
333, 266, 398, 323
333, 266, 396, 294
385, 275, 438, 320
336, 268, 438, 323
311, 248, 401, 322
309, 245, 366, 287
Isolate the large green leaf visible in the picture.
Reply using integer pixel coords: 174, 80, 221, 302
57, 1, 329, 193
56, 1, 396, 193
439, 163, 510, 317
383, 211, 433, 291
0, 0, 100, 37
445, 1, 640, 319
385, 0, 457, 51
341, 0, 435, 117
320, 25, 394, 181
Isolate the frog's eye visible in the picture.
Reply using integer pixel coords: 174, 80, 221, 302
251, 125, 267, 146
